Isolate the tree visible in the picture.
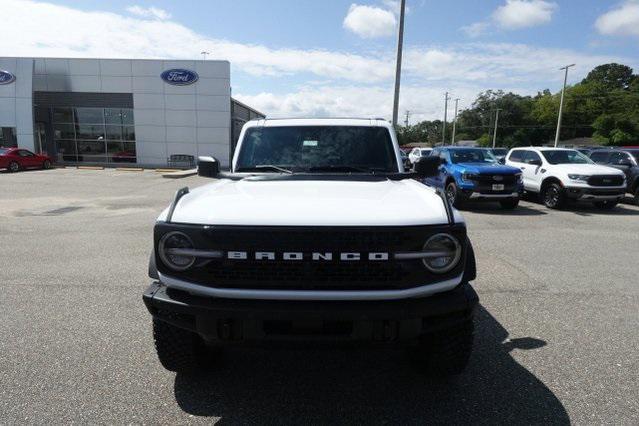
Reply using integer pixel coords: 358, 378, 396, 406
582, 63, 634, 90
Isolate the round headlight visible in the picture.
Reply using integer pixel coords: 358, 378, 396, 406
422, 233, 462, 273
158, 231, 195, 271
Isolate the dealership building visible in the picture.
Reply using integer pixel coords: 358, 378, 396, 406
0, 57, 264, 167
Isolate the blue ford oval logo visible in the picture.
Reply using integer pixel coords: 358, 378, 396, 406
160, 69, 199, 86
0, 70, 16, 85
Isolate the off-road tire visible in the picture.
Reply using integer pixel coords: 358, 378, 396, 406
416, 316, 474, 377
446, 181, 465, 209
153, 318, 205, 373
593, 200, 618, 210
542, 183, 566, 209
8, 161, 20, 173
499, 198, 519, 209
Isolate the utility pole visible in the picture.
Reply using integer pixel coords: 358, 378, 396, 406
201, 51, 210, 60
451, 98, 460, 145
404, 110, 410, 127
442, 92, 450, 145
391, 0, 406, 127
555, 63, 575, 147
492, 108, 501, 148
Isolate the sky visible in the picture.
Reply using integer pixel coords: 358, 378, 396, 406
1, 0, 638, 123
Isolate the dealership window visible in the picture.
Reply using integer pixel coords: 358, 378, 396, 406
52, 107, 136, 163
0, 127, 17, 147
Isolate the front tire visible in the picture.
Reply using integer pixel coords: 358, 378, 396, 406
42, 159, 51, 169
593, 200, 618, 210
446, 181, 465, 208
499, 198, 519, 209
8, 161, 20, 173
153, 319, 206, 373
414, 316, 474, 377
542, 183, 565, 209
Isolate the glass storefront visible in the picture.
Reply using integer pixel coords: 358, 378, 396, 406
0, 127, 17, 147
52, 107, 136, 163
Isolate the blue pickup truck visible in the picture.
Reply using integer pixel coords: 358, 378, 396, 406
424, 147, 523, 209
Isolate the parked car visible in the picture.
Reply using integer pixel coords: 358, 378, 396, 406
486, 147, 509, 162
505, 147, 626, 209
589, 149, 639, 205
0, 147, 53, 172
424, 147, 523, 209
408, 147, 433, 165
399, 150, 411, 171
144, 118, 478, 377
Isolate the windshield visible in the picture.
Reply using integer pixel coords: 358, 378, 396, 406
420, 149, 431, 156
628, 151, 639, 163
235, 126, 398, 173
450, 148, 497, 164
491, 148, 508, 156
540, 149, 593, 165
0, 148, 8, 155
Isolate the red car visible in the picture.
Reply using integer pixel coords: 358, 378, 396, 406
0, 147, 53, 172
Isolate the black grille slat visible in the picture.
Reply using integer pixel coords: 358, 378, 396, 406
587, 175, 624, 187
471, 174, 518, 185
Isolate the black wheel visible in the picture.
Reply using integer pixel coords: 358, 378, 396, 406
414, 316, 474, 377
445, 181, 465, 208
542, 183, 565, 209
8, 161, 20, 173
42, 160, 51, 169
634, 188, 639, 206
499, 198, 519, 209
153, 318, 206, 373
593, 200, 618, 210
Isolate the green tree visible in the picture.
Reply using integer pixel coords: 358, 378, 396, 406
582, 63, 634, 90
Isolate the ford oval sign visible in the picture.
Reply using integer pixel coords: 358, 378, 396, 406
0, 70, 16, 85
160, 69, 199, 86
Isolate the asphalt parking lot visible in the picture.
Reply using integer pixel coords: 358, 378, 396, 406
1, 168, 638, 424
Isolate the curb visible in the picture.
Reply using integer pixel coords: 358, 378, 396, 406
162, 169, 198, 179
116, 167, 144, 172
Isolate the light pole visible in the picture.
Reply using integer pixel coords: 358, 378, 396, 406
451, 98, 460, 145
554, 63, 575, 147
201, 51, 210, 60
442, 92, 450, 145
391, 0, 406, 127
492, 108, 501, 148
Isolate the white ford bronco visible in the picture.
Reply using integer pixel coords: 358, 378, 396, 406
144, 118, 478, 376
505, 147, 626, 209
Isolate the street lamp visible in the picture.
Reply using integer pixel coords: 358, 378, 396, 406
442, 92, 450, 145
201, 51, 210, 60
391, 0, 406, 127
492, 108, 501, 148
554, 63, 575, 147
451, 98, 460, 145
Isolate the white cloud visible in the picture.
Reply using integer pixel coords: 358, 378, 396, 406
343, 4, 397, 38
595, 1, 639, 37
460, 21, 490, 38
493, 0, 557, 29
125, 5, 171, 20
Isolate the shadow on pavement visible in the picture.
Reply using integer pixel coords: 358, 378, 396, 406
173, 305, 569, 424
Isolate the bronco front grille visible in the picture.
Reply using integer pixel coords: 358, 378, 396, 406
155, 224, 467, 291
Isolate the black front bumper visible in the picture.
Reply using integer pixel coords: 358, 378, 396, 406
143, 282, 478, 344
564, 187, 626, 200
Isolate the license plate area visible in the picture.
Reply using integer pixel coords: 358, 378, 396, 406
492, 184, 505, 191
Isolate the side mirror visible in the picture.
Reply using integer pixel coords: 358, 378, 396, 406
498, 158, 506, 165
198, 156, 220, 178
414, 156, 441, 178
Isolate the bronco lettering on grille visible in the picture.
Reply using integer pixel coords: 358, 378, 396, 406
226, 251, 390, 261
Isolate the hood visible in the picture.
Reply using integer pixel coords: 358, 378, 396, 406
552, 164, 625, 175
455, 163, 520, 174
162, 177, 463, 226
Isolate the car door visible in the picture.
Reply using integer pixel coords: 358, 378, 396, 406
423, 148, 441, 187
521, 150, 544, 192
608, 151, 633, 182
507, 150, 529, 188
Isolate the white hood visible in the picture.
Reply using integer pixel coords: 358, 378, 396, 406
553, 163, 625, 175
162, 178, 462, 226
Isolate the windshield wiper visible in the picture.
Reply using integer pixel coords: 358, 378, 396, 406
306, 165, 380, 173
236, 165, 293, 174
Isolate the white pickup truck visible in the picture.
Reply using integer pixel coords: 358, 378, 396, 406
505, 147, 626, 209
143, 118, 478, 377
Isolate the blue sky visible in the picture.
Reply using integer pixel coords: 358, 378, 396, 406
2, 0, 639, 122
